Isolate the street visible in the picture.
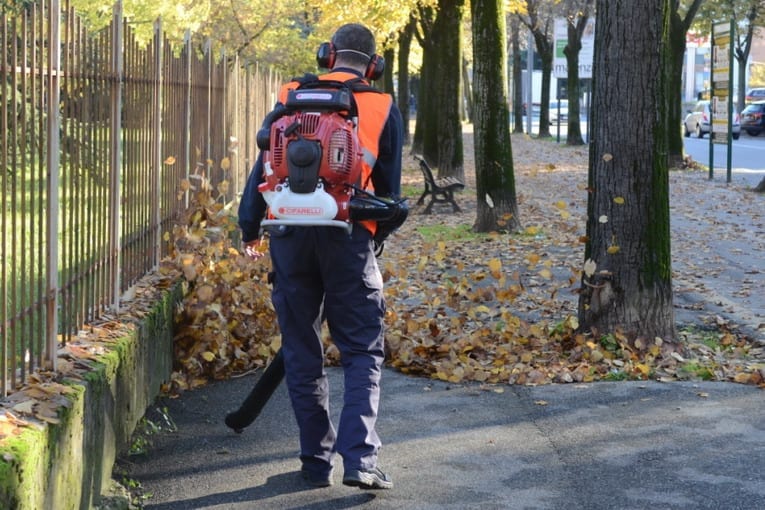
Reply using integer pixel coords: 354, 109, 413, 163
683, 133, 765, 188
522, 112, 765, 188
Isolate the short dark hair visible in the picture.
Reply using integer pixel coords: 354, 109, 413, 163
331, 23, 375, 68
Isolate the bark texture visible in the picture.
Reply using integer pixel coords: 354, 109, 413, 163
397, 19, 414, 146
412, 0, 465, 181
471, 0, 520, 232
578, 0, 676, 341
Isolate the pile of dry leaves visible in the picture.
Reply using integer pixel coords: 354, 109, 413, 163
163, 133, 764, 394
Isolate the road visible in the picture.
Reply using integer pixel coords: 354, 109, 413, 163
522, 112, 765, 189
683, 134, 765, 188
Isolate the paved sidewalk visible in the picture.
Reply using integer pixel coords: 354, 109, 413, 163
123, 367, 765, 510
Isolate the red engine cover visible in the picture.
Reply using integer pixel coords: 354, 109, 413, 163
261, 111, 363, 222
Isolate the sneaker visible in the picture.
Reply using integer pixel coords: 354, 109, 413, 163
342, 467, 393, 490
301, 467, 333, 488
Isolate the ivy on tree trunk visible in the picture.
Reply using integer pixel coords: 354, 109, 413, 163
578, 0, 676, 342
471, 0, 520, 233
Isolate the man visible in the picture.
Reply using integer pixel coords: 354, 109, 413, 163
237, 23, 403, 490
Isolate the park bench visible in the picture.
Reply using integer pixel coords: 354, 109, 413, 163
413, 155, 464, 214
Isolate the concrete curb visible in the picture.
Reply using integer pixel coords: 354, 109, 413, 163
0, 283, 181, 510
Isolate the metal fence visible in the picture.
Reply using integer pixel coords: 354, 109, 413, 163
1, 0, 280, 395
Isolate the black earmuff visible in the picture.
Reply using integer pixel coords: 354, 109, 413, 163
316, 41, 385, 81
316, 42, 335, 69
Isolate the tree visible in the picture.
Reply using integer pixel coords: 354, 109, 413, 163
561, 0, 594, 146
667, 0, 704, 168
397, 17, 416, 145
578, 0, 676, 342
514, 0, 557, 138
413, 0, 466, 181
510, 16, 525, 133
472, 0, 522, 233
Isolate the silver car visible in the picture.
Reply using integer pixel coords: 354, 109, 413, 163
683, 100, 740, 140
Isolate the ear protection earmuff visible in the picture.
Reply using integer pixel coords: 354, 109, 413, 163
316, 42, 385, 81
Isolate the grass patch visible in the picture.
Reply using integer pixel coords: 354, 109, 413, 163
679, 325, 734, 352
401, 183, 422, 199
677, 361, 716, 381
416, 223, 484, 242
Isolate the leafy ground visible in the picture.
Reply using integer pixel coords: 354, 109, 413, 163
164, 129, 764, 393
2, 131, 763, 440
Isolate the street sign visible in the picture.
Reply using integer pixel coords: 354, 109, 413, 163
710, 20, 734, 182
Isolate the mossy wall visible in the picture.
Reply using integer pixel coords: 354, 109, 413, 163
0, 282, 181, 510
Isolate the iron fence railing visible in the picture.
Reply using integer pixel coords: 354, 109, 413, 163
0, 0, 279, 395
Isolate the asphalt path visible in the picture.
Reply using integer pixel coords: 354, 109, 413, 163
115, 129, 765, 510
121, 370, 765, 509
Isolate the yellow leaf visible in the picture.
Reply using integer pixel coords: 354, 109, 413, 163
613, 196, 625, 204
607, 245, 620, 254
538, 269, 552, 279
164, 156, 176, 165
201, 351, 215, 362
220, 157, 231, 170
554, 200, 567, 210
488, 258, 502, 277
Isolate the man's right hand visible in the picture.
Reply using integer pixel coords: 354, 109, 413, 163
243, 239, 266, 260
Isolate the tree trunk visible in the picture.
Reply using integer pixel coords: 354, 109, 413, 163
412, 5, 435, 157
532, 29, 553, 138
422, 0, 465, 181
668, 0, 702, 168
383, 47, 395, 99
735, 18, 754, 114
471, 0, 521, 233
462, 57, 474, 123
667, 13, 687, 168
397, 19, 415, 146
563, 17, 586, 146
511, 16, 524, 133
578, 0, 676, 342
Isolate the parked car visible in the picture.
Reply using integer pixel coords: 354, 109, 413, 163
741, 101, 765, 136
745, 87, 765, 104
549, 99, 569, 123
683, 100, 740, 140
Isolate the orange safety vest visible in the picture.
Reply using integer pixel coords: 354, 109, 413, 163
276, 71, 393, 235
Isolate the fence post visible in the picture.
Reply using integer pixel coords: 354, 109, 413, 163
205, 39, 212, 167
153, 18, 163, 267
45, 0, 61, 371
183, 30, 191, 208
109, 1, 123, 308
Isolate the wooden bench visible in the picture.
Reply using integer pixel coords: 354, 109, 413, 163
413, 155, 464, 214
